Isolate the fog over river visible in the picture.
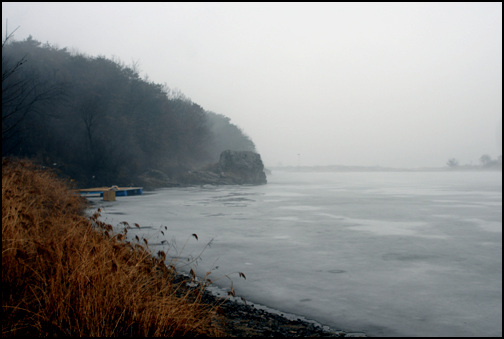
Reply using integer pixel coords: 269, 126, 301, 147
92, 170, 502, 337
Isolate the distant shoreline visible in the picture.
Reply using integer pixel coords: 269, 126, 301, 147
269, 165, 502, 172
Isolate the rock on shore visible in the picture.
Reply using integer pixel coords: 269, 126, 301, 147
135, 151, 267, 189
182, 150, 267, 185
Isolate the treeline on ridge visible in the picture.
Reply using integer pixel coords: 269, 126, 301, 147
2, 36, 256, 188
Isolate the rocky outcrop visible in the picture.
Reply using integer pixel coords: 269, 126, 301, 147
137, 169, 181, 189
182, 150, 267, 185
219, 150, 268, 185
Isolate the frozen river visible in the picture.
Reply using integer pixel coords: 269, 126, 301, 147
92, 170, 502, 337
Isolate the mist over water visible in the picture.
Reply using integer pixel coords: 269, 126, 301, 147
3, 3, 502, 169
94, 170, 502, 337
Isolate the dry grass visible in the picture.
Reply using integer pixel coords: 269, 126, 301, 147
2, 158, 227, 337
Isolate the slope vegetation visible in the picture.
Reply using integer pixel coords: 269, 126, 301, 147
2, 158, 226, 336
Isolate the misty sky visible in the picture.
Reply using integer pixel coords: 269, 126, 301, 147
2, 2, 502, 168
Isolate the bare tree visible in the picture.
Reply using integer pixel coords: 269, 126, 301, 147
479, 154, 492, 167
447, 158, 459, 168
2, 31, 63, 155
2, 26, 28, 152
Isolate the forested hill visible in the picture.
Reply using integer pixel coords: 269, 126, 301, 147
2, 36, 257, 188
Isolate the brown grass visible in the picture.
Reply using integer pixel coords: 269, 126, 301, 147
2, 158, 227, 336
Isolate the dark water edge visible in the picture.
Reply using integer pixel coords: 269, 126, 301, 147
176, 272, 368, 337
211, 295, 368, 337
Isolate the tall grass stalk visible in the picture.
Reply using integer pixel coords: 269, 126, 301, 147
2, 158, 226, 336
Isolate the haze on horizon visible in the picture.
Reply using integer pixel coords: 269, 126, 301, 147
2, 2, 502, 168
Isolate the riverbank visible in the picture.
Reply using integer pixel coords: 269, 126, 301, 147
2, 159, 223, 336
2, 158, 364, 337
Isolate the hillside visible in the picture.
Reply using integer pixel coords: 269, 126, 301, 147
2, 36, 257, 188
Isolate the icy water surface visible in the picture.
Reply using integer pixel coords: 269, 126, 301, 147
93, 170, 502, 337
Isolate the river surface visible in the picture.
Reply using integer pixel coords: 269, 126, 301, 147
92, 169, 502, 337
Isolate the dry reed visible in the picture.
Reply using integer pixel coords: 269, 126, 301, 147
2, 158, 227, 336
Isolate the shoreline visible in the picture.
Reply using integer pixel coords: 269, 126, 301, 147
211, 294, 368, 337
87, 197, 368, 337
176, 272, 368, 337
